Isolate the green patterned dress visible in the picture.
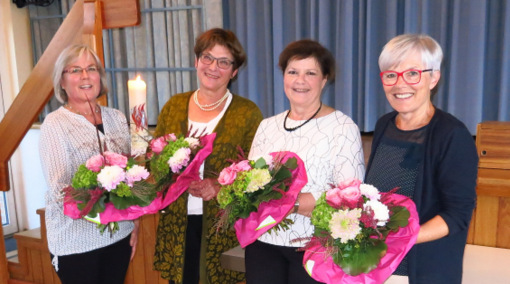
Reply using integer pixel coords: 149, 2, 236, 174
153, 91, 263, 284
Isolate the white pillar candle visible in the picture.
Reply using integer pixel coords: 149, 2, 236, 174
128, 75, 147, 123
127, 75, 150, 156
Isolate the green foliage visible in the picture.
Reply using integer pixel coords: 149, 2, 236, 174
150, 137, 190, 181
217, 157, 297, 230
311, 193, 336, 233
71, 165, 98, 189
333, 238, 387, 276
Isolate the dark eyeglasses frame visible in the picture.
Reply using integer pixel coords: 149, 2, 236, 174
63, 65, 99, 75
199, 54, 234, 70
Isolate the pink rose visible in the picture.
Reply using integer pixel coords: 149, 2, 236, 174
85, 154, 104, 172
164, 133, 177, 142
103, 151, 128, 168
337, 178, 362, 191
325, 187, 344, 209
150, 137, 168, 154
326, 179, 362, 209
232, 160, 252, 172
218, 167, 237, 185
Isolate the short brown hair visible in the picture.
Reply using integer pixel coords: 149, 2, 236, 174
278, 39, 336, 82
194, 28, 246, 80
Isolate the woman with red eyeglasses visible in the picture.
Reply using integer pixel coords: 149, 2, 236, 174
365, 34, 478, 284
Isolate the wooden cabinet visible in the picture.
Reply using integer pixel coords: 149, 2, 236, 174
467, 121, 510, 248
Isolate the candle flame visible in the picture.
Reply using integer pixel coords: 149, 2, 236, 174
136, 75, 142, 81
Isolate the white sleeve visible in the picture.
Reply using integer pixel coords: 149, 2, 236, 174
39, 115, 71, 203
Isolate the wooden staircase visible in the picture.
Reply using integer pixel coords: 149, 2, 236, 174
0, 1, 142, 283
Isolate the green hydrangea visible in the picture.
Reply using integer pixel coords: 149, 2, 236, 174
311, 193, 337, 233
151, 137, 190, 181
112, 182, 132, 197
71, 164, 98, 189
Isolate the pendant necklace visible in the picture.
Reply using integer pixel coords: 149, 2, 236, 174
283, 102, 322, 132
194, 91, 230, 111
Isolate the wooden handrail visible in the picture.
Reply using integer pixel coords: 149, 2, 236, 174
0, 0, 86, 192
0, 0, 140, 192
0, 0, 140, 282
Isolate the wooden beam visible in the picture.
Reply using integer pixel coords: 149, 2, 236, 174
100, 0, 141, 29
0, 0, 86, 192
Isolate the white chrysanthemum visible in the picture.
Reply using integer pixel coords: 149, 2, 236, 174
168, 147, 191, 173
97, 165, 125, 191
329, 208, 362, 243
360, 183, 381, 200
125, 165, 150, 186
184, 137, 200, 149
364, 200, 390, 226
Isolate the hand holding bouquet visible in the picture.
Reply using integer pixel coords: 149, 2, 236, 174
216, 151, 307, 247
303, 178, 419, 283
63, 151, 152, 234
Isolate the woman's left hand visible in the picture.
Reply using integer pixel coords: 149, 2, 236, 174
188, 178, 221, 201
130, 219, 140, 261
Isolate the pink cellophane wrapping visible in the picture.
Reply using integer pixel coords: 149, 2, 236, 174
64, 133, 216, 224
302, 194, 420, 284
234, 151, 308, 248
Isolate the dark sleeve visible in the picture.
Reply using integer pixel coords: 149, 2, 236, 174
436, 126, 478, 235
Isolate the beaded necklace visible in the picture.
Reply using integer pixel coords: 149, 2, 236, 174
193, 90, 230, 111
283, 102, 322, 132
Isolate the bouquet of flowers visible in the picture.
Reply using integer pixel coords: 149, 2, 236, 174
63, 151, 152, 234
64, 133, 216, 234
303, 178, 420, 284
216, 151, 308, 247
146, 132, 216, 205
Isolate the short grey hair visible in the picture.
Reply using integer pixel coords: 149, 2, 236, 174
378, 34, 443, 72
53, 44, 108, 104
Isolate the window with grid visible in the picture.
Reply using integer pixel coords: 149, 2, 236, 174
30, 0, 207, 125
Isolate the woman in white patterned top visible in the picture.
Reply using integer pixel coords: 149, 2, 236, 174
39, 45, 138, 284
245, 39, 365, 284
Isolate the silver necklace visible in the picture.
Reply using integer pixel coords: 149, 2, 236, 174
65, 104, 100, 115
193, 91, 229, 111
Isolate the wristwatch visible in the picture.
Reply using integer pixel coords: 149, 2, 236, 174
294, 200, 300, 213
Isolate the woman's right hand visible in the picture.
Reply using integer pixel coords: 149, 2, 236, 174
188, 178, 221, 201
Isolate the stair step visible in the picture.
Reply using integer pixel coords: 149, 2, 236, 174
13, 228, 45, 250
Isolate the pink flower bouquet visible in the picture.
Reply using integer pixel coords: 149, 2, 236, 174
64, 133, 216, 233
216, 151, 308, 247
303, 179, 419, 283
63, 151, 152, 234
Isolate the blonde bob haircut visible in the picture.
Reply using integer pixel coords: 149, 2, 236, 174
53, 44, 108, 104
378, 34, 443, 72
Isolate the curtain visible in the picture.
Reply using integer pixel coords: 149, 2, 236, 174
222, 0, 510, 134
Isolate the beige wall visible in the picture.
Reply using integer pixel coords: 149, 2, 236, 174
0, 1, 33, 111
0, 2, 37, 232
